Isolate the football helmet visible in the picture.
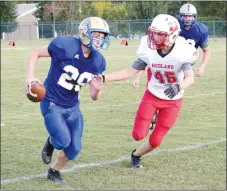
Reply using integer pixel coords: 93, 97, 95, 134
78, 17, 110, 51
179, 3, 198, 28
147, 14, 180, 50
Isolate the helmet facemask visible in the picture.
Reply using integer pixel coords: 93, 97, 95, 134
91, 31, 110, 50
179, 14, 197, 28
147, 28, 168, 50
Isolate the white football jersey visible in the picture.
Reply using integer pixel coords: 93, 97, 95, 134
137, 35, 199, 100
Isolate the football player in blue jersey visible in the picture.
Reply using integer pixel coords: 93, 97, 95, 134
25, 17, 110, 184
178, 3, 211, 77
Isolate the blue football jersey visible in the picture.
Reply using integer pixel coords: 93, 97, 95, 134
179, 21, 209, 49
44, 36, 106, 107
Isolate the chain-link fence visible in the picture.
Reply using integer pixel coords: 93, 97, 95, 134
1, 20, 226, 40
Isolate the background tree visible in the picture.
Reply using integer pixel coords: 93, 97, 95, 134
102, 3, 127, 20
125, 1, 169, 20
33, 1, 50, 22
193, 1, 227, 20
0, 1, 17, 34
0, 1, 17, 23
34, 1, 98, 22
28, 1, 227, 37
33, 1, 227, 22
167, 1, 188, 17
79, 2, 98, 20
92, 2, 113, 17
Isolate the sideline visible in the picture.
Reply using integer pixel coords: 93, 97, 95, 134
1, 138, 226, 185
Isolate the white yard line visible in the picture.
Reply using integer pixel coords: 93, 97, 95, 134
1, 137, 225, 185
1, 47, 29, 50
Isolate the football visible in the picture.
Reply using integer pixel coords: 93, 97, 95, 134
27, 81, 46, 102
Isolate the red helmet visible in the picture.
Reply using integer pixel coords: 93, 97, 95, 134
147, 14, 180, 50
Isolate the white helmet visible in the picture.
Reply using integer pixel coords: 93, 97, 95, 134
147, 14, 180, 50
179, 3, 198, 28
78, 17, 110, 51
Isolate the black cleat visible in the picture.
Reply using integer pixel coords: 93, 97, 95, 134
131, 149, 143, 168
47, 168, 67, 184
42, 136, 54, 164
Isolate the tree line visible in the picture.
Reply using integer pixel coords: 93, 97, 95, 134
0, 1, 226, 24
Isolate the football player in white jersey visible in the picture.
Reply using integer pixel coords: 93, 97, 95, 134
133, 3, 210, 133
99, 14, 199, 168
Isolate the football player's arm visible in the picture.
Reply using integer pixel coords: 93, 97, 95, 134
164, 63, 194, 99
89, 58, 106, 101
199, 43, 211, 71
133, 69, 146, 88
180, 63, 195, 90
25, 48, 50, 93
104, 58, 147, 82
26, 48, 50, 79
89, 76, 103, 101
197, 32, 211, 76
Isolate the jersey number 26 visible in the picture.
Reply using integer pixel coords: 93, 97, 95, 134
58, 65, 92, 91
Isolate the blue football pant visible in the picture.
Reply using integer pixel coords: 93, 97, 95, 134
40, 99, 83, 160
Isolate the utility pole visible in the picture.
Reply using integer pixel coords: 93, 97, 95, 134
52, 0, 56, 37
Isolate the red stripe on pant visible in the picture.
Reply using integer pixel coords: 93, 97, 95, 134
146, 68, 152, 87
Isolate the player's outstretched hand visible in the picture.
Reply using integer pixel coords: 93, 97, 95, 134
133, 79, 140, 88
195, 67, 205, 77
90, 75, 103, 91
93, 75, 103, 82
164, 84, 180, 99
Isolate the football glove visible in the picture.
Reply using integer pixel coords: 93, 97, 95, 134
164, 84, 180, 99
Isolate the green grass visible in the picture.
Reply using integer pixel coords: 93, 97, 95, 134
1, 38, 226, 190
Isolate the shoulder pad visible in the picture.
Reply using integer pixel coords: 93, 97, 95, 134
136, 35, 149, 56
136, 35, 150, 63
195, 22, 209, 33
48, 36, 67, 61
176, 42, 199, 63
93, 52, 107, 74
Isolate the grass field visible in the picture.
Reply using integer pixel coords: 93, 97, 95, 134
1, 38, 226, 190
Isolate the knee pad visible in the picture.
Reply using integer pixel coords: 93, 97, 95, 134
132, 129, 144, 141
148, 125, 171, 149
132, 115, 151, 141
149, 135, 163, 149
64, 147, 82, 160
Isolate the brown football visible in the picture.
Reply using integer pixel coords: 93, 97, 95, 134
27, 81, 46, 102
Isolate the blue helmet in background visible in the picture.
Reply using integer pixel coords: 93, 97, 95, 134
178, 3, 198, 28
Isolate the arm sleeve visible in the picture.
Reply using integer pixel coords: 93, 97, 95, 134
182, 62, 193, 71
132, 58, 147, 70
48, 36, 67, 62
99, 57, 106, 74
199, 24, 209, 48
200, 32, 209, 48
